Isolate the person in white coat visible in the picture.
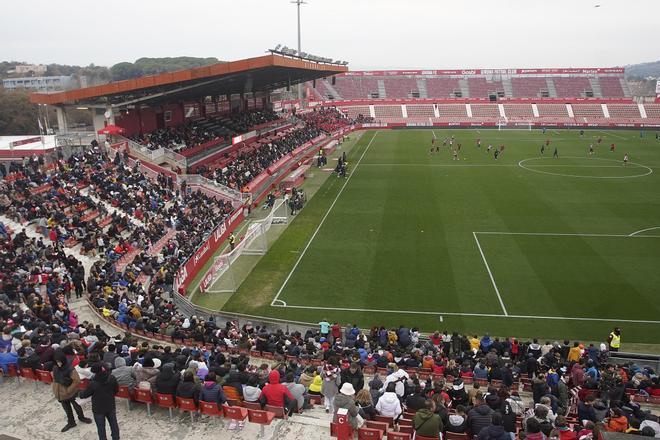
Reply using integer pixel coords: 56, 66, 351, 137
375, 383, 402, 420
380, 364, 409, 398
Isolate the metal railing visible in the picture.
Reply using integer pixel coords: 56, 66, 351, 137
177, 174, 248, 204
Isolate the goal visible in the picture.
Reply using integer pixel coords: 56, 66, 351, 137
198, 197, 289, 293
498, 117, 533, 131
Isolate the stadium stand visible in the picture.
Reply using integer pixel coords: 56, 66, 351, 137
467, 77, 504, 98
599, 76, 628, 98
644, 104, 660, 119
383, 77, 419, 99
536, 104, 570, 119
425, 77, 461, 98
511, 77, 549, 98
340, 106, 372, 120
503, 104, 535, 120
572, 104, 605, 122
374, 105, 404, 119
333, 77, 379, 99
553, 77, 594, 98
606, 104, 642, 120
470, 104, 501, 120
405, 105, 435, 118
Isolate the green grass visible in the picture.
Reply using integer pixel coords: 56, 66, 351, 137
199, 128, 660, 347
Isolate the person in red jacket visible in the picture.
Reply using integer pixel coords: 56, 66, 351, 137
259, 370, 296, 416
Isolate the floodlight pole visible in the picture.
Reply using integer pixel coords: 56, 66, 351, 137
291, 0, 307, 108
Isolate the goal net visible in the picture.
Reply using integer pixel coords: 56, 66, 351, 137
198, 197, 289, 293
498, 117, 532, 131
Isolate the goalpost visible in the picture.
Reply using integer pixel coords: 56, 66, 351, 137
498, 117, 532, 131
199, 198, 289, 293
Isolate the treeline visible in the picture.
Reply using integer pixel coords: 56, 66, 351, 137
625, 60, 660, 80
110, 57, 222, 80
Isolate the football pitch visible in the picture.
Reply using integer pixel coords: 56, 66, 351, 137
207, 128, 660, 344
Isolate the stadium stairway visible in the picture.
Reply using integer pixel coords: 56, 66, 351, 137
323, 80, 342, 100
416, 78, 428, 98
545, 77, 558, 97
501, 77, 513, 97
377, 79, 387, 98
459, 79, 470, 98
588, 77, 603, 98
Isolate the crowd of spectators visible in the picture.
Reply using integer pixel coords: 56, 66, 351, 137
200, 124, 322, 190
130, 109, 280, 154
298, 107, 351, 133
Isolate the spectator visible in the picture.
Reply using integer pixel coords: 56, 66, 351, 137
447, 405, 469, 433
375, 382, 402, 420
333, 382, 362, 429
200, 372, 226, 406
322, 358, 340, 413
176, 371, 201, 403
244, 375, 262, 403
552, 415, 577, 440
355, 388, 376, 421
478, 412, 510, 440
79, 364, 120, 440
283, 372, 308, 411
111, 357, 136, 390
154, 363, 180, 396
468, 393, 494, 436
525, 418, 546, 440
340, 362, 364, 392
260, 370, 296, 416
52, 349, 92, 432
605, 408, 628, 432
414, 399, 443, 439
0, 346, 18, 373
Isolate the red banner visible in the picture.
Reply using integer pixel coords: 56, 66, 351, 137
175, 208, 245, 294
341, 68, 624, 77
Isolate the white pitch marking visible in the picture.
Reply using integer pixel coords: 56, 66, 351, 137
270, 303, 660, 324
600, 130, 627, 141
518, 156, 653, 179
628, 226, 660, 237
270, 131, 380, 306
475, 231, 660, 239
473, 232, 509, 316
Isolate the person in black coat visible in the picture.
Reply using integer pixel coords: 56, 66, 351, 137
79, 364, 120, 440
340, 363, 364, 392
155, 363, 180, 396
176, 371, 201, 403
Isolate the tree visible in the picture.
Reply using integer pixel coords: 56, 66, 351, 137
0, 89, 39, 135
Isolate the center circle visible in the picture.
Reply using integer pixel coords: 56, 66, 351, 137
518, 156, 653, 179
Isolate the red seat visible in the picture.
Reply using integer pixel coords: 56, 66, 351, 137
387, 432, 412, 440
36, 369, 53, 384
155, 393, 176, 419
20, 367, 38, 389
445, 432, 470, 440
7, 364, 19, 379
330, 422, 338, 437
199, 401, 222, 423
242, 401, 263, 410
399, 419, 413, 427
415, 435, 439, 440
265, 404, 287, 419
223, 405, 248, 421
358, 427, 384, 439
399, 425, 414, 434
134, 388, 153, 415
366, 421, 389, 434
374, 415, 394, 427
248, 409, 276, 437
177, 397, 198, 422
115, 385, 132, 410
309, 395, 323, 405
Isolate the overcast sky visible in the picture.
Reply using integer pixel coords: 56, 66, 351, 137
1, 0, 658, 70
